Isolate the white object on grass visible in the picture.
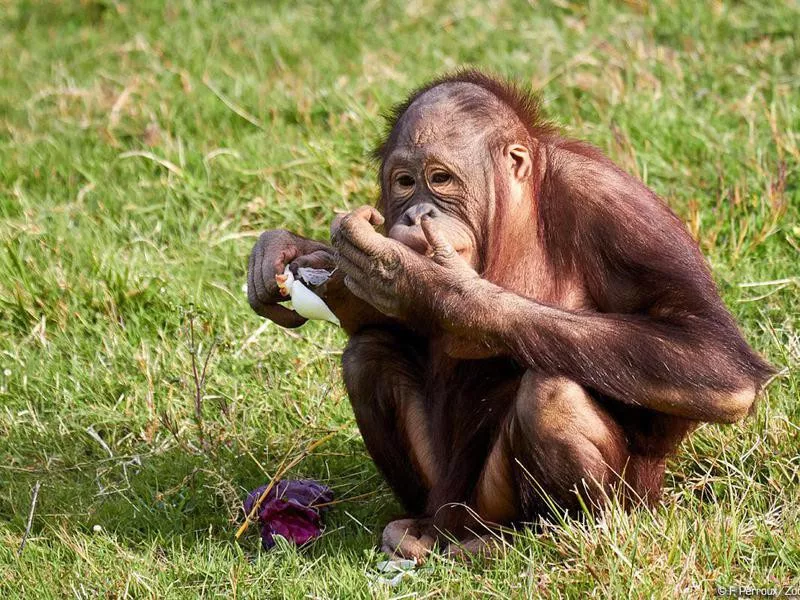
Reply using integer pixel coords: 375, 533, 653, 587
276, 266, 340, 326
368, 558, 429, 588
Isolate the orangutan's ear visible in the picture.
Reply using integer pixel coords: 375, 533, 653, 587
504, 143, 532, 181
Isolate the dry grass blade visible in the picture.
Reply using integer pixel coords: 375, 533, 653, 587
118, 151, 184, 175
17, 481, 41, 556
203, 76, 266, 131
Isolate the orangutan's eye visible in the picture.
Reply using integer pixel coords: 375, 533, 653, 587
430, 171, 452, 185
397, 174, 415, 187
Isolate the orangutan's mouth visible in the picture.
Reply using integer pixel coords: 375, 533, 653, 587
389, 226, 464, 255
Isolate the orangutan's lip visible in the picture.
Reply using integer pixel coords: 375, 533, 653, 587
386, 223, 474, 269
388, 229, 425, 253
394, 235, 467, 258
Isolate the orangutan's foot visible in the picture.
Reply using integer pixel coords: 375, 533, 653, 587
381, 518, 436, 562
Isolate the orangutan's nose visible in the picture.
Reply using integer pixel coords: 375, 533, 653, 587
401, 203, 440, 226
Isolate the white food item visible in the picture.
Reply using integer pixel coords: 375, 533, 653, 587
277, 266, 340, 326
297, 267, 335, 287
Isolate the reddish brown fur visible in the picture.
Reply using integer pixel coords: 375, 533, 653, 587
362, 71, 772, 530
249, 70, 774, 552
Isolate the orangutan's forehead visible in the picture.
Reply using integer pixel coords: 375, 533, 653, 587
396, 82, 511, 148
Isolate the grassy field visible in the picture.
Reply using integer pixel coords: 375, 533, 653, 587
1, 0, 798, 597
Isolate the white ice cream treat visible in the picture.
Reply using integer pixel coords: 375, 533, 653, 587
276, 266, 340, 326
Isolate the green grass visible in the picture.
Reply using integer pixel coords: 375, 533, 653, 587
1, 0, 798, 597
